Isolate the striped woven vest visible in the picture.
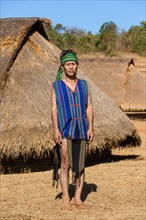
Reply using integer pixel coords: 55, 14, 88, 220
53, 79, 88, 140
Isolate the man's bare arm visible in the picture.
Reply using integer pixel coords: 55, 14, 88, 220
51, 86, 62, 144
86, 84, 94, 143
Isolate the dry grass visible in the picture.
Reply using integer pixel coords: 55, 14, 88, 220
1, 120, 145, 220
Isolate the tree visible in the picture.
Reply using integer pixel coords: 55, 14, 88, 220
96, 21, 118, 56
64, 26, 85, 37
77, 34, 96, 53
45, 21, 146, 56
122, 21, 146, 55
64, 32, 77, 50
54, 23, 65, 33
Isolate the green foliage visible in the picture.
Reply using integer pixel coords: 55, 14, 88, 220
45, 26, 65, 50
54, 23, 64, 33
76, 34, 96, 53
121, 21, 146, 55
64, 32, 77, 50
96, 21, 118, 56
45, 21, 146, 56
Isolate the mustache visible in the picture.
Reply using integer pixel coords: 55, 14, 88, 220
66, 69, 78, 73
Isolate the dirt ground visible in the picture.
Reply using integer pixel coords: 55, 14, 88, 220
0, 120, 145, 220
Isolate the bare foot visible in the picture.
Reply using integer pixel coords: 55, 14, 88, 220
73, 198, 88, 210
61, 203, 73, 211
61, 198, 73, 211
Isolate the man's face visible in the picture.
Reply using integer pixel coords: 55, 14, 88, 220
63, 61, 78, 77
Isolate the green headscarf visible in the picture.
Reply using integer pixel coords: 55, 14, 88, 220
55, 53, 78, 81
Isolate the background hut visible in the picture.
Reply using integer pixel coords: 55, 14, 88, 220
121, 64, 146, 111
0, 18, 141, 173
79, 54, 146, 116
78, 54, 129, 107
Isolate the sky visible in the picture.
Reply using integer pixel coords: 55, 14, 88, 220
1, 0, 146, 34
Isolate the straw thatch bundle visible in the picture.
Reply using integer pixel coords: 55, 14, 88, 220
0, 18, 141, 162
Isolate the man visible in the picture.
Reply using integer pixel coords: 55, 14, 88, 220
51, 50, 93, 210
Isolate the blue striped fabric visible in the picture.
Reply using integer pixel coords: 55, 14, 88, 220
53, 79, 88, 140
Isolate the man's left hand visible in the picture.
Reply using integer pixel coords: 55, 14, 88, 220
87, 129, 94, 144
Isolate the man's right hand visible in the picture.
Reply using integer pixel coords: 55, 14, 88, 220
54, 129, 62, 145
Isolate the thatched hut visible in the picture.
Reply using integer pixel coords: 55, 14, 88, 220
79, 55, 146, 113
121, 64, 146, 111
0, 18, 141, 172
78, 55, 129, 107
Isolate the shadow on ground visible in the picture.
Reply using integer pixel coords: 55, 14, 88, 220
1, 148, 142, 174
108, 154, 143, 162
55, 181, 97, 202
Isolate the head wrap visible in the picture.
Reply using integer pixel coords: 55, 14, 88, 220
55, 53, 78, 81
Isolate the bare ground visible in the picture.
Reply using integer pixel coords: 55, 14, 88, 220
0, 120, 145, 220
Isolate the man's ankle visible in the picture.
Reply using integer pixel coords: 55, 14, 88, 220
62, 196, 70, 203
74, 197, 82, 204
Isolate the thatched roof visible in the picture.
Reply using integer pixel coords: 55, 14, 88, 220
79, 55, 146, 111
79, 55, 129, 106
0, 17, 51, 97
0, 18, 141, 160
121, 65, 146, 111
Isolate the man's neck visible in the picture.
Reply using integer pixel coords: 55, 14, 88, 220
64, 76, 77, 84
